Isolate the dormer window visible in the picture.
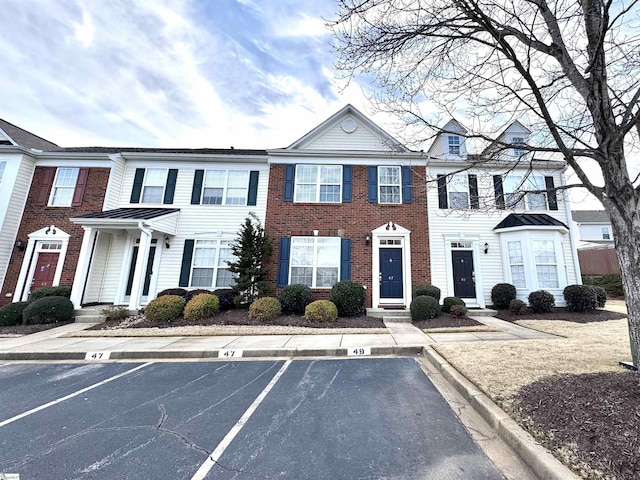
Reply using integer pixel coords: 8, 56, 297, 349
512, 137, 526, 156
447, 135, 461, 155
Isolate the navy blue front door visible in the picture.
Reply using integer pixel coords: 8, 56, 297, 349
380, 248, 403, 299
452, 250, 476, 298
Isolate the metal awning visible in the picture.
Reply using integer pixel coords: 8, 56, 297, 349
71, 207, 180, 235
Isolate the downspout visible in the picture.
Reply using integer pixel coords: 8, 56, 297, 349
562, 171, 583, 284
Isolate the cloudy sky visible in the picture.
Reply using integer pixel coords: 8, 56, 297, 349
0, 0, 386, 149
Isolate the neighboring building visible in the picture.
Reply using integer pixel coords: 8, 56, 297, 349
265, 105, 429, 311
426, 119, 582, 307
572, 210, 614, 247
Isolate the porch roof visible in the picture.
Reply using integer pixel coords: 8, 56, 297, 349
70, 208, 180, 234
494, 213, 567, 231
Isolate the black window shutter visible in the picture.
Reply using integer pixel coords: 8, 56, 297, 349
342, 166, 352, 203
191, 170, 204, 205
469, 174, 479, 209
277, 237, 291, 287
130, 168, 145, 204
401, 166, 412, 204
179, 239, 194, 287
340, 238, 351, 280
248, 171, 259, 206
545, 176, 558, 210
163, 169, 178, 204
368, 166, 378, 203
493, 175, 505, 209
437, 175, 448, 209
283, 165, 295, 202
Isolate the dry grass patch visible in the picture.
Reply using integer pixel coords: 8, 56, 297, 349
433, 319, 630, 405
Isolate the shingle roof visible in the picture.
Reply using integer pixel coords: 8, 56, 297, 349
0, 118, 61, 151
571, 210, 610, 223
494, 213, 568, 230
62, 146, 267, 155
73, 207, 179, 220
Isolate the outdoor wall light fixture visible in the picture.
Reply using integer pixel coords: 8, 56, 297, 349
164, 236, 171, 249
14, 239, 25, 251
484, 242, 489, 254
365, 234, 371, 246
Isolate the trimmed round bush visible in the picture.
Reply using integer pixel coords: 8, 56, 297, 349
563, 284, 598, 312
304, 300, 338, 322
22, 296, 74, 325
412, 284, 441, 301
212, 289, 236, 311
509, 299, 528, 314
144, 295, 185, 322
449, 304, 468, 317
184, 293, 219, 322
491, 283, 517, 309
183, 289, 213, 303
410, 296, 441, 321
29, 286, 72, 302
248, 297, 282, 321
330, 281, 366, 317
0, 302, 29, 326
100, 305, 130, 321
156, 288, 188, 298
279, 284, 313, 315
442, 296, 466, 313
528, 290, 555, 313
592, 286, 607, 308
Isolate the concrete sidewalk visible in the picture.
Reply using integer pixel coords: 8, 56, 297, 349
0, 315, 557, 361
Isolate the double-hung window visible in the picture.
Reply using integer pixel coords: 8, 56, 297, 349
601, 226, 611, 240
202, 170, 249, 205
290, 237, 340, 288
511, 137, 526, 156
141, 168, 167, 203
448, 174, 469, 209
507, 241, 526, 288
0, 161, 6, 184
378, 166, 401, 204
190, 239, 234, 288
448, 135, 461, 155
49, 168, 79, 206
503, 175, 547, 210
294, 165, 341, 202
533, 240, 559, 288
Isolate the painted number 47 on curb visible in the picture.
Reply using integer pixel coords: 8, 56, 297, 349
218, 349, 243, 358
85, 351, 111, 360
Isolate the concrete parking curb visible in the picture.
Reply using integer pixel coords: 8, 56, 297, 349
423, 346, 580, 480
0, 345, 424, 361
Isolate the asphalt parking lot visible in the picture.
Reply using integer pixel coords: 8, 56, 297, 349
0, 358, 503, 479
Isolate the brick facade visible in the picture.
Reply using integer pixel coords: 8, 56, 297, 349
264, 164, 430, 307
0, 166, 110, 305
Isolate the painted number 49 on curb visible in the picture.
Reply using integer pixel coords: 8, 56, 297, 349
348, 347, 371, 356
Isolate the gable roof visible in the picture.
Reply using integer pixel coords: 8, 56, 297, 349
0, 118, 61, 151
284, 104, 409, 152
571, 210, 610, 223
494, 213, 567, 230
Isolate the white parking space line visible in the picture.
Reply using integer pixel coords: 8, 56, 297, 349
191, 360, 292, 480
0, 362, 153, 428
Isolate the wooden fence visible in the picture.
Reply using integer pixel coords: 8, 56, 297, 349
577, 248, 620, 275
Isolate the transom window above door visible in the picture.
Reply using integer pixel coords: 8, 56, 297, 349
294, 165, 342, 203
378, 166, 401, 204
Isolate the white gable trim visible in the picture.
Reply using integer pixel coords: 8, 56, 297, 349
0, 127, 18, 146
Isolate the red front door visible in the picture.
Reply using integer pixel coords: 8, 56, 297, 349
32, 252, 59, 289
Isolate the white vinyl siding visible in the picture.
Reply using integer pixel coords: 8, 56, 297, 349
49, 168, 79, 207
290, 237, 340, 288
300, 120, 391, 151
141, 168, 167, 204
294, 165, 342, 203
378, 166, 401, 204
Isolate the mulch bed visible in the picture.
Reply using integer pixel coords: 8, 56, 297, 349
0, 320, 74, 336
511, 371, 640, 480
412, 314, 484, 329
496, 307, 627, 323
88, 308, 386, 330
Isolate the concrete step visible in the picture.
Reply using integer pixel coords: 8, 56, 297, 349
467, 308, 498, 317
73, 308, 105, 323
383, 315, 412, 323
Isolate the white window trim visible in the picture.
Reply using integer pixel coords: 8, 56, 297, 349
201, 169, 250, 206
447, 135, 461, 155
293, 165, 342, 203
0, 161, 6, 184
141, 168, 167, 204
442, 234, 485, 308
511, 136, 527, 156
601, 226, 612, 240
532, 239, 560, 289
13, 226, 70, 302
288, 236, 341, 289
48, 167, 79, 207
378, 166, 402, 204
189, 238, 235, 289
447, 174, 470, 209
507, 240, 526, 289
503, 174, 548, 211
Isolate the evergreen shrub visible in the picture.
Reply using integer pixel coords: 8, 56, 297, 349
509, 299, 528, 314
29, 286, 72, 302
248, 297, 282, 321
528, 290, 555, 313
330, 281, 366, 317
279, 284, 313, 315
23, 296, 74, 325
563, 285, 598, 312
442, 296, 465, 313
412, 284, 441, 301
184, 294, 219, 322
449, 304, 468, 317
144, 295, 185, 322
304, 300, 338, 322
491, 283, 517, 309
0, 302, 29, 326
410, 296, 441, 321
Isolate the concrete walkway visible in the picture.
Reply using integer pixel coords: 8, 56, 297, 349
0, 314, 558, 361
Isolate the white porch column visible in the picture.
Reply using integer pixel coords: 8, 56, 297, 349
128, 225, 152, 310
70, 227, 97, 309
